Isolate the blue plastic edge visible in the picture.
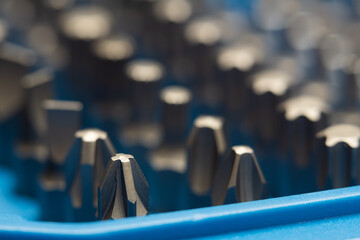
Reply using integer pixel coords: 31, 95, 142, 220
1, 186, 360, 239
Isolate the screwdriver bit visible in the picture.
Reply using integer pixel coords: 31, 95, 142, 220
148, 85, 191, 211
44, 100, 83, 165
316, 124, 360, 189
64, 128, 116, 222
278, 95, 329, 195
126, 59, 164, 123
250, 69, 295, 142
21, 68, 54, 141
98, 153, 149, 220
152, 0, 192, 59
216, 38, 265, 118
279, 95, 330, 168
59, 5, 112, 102
184, 16, 225, 108
326, 53, 360, 110
92, 33, 135, 101
0, 42, 36, 122
212, 146, 267, 206
187, 115, 227, 196
37, 100, 82, 221
160, 86, 192, 143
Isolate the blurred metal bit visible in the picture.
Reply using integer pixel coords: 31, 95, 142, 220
152, 0, 192, 59
126, 59, 164, 122
44, 100, 83, 165
60, 6, 112, 42
149, 145, 187, 174
187, 115, 227, 195
153, 0, 192, 25
92, 34, 135, 62
21, 68, 54, 140
0, 42, 36, 122
287, 11, 327, 78
160, 86, 192, 143
92, 33, 135, 100
317, 124, 360, 188
279, 95, 329, 168
216, 38, 264, 114
98, 153, 149, 220
212, 146, 267, 206
65, 128, 116, 221
326, 53, 360, 110
250, 69, 295, 141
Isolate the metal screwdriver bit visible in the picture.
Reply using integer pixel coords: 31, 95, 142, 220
64, 128, 116, 222
37, 100, 82, 221
212, 146, 267, 206
0, 42, 36, 122
126, 59, 164, 123
160, 86, 192, 143
21, 68, 54, 140
326, 53, 360, 110
187, 115, 227, 196
44, 100, 83, 165
216, 38, 265, 116
92, 33, 135, 101
279, 95, 330, 168
316, 124, 360, 189
250, 69, 295, 142
98, 153, 149, 220
59, 5, 112, 101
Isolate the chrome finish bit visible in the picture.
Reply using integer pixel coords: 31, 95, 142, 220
21, 68, 54, 140
316, 124, 360, 188
98, 153, 149, 220
279, 95, 330, 168
160, 86, 192, 143
187, 115, 227, 196
126, 59, 164, 122
326, 53, 360, 110
64, 128, 116, 222
44, 100, 83, 165
92, 33, 135, 100
212, 146, 267, 206
250, 69, 295, 141
216, 38, 264, 115
0, 42, 36, 122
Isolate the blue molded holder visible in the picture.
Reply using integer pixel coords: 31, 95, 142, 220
1, 163, 360, 239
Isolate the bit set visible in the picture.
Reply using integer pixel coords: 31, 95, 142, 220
2, 0, 360, 239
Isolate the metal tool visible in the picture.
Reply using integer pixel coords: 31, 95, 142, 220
92, 33, 135, 101
279, 95, 330, 168
126, 59, 164, 123
250, 69, 295, 142
212, 146, 267, 206
159, 86, 192, 143
38, 99, 83, 221
316, 124, 360, 189
216, 37, 264, 119
64, 128, 116, 222
187, 115, 227, 196
98, 153, 149, 220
